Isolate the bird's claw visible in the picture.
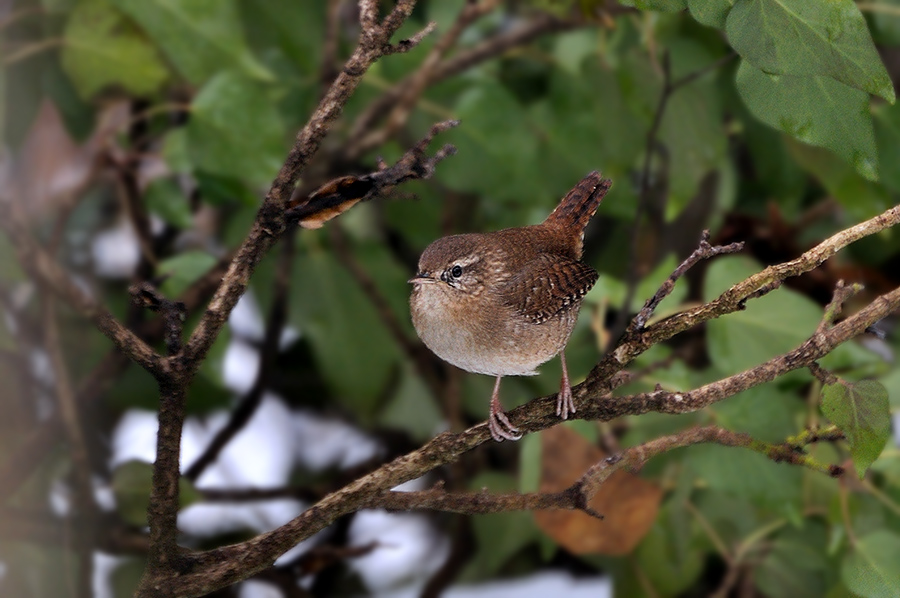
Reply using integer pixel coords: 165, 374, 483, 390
556, 385, 576, 420
489, 409, 522, 442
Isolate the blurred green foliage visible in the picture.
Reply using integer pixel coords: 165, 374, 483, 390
2, 0, 900, 596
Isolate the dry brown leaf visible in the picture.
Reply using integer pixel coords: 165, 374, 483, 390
533, 425, 662, 555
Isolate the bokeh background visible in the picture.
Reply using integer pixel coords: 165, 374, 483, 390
2, 0, 900, 596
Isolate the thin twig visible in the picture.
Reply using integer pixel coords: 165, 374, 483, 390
137, 5, 431, 594
180, 0, 431, 374
286, 120, 458, 228
609, 51, 738, 345
129, 282, 187, 355
589, 204, 900, 389
329, 225, 444, 397
319, 0, 345, 93
0, 199, 166, 377
41, 295, 94, 598
347, 12, 589, 159
183, 232, 295, 483
630, 230, 744, 331
818, 279, 863, 333
351, 0, 498, 156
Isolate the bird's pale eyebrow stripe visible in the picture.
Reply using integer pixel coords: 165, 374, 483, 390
454, 255, 481, 268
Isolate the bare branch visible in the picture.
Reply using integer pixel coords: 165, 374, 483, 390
129, 282, 187, 355
183, 233, 295, 483
631, 230, 744, 331
0, 200, 166, 377
818, 279, 863, 333
348, 11, 589, 159
610, 52, 737, 343
351, 0, 498, 155
591, 204, 900, 388
161, 419, 849, 597
286, 119, 458, 229
383, 20, 437, 55
137, 4, 430, 594
611, 285, 900, 420
180, 0, 424, 374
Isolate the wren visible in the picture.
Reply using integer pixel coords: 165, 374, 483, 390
409, 172, 612, 441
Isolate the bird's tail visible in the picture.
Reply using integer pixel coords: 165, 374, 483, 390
543, 171, 612, 234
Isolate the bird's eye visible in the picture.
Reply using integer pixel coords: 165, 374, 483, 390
451, 265, 463, 278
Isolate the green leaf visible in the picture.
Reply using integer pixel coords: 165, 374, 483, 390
437, 83, 539, 206
533, 58, 644, 204
686, 444, 803, 508
45, 57, 96, 141
619, 0, 688, 11
736, 61, 878, 181
144, 178, 192, 229
111, 0, 273, 85
112, 460, 200, 526
873, 101, 900, 193
710, 383, 802, 443
868, 0, 900, 45
289, 249, 403, 419
376, 365, 443, 441
61, 0, 168, 99
880, 367, 900, 409
821, 380, 891, 478
726, 0, 895, 102
704, 256, 822, 374
462, 473, 542, 580
786, 139, 891, 221
756, 523, 829, 598
185, 71, 285, 187
659, 42, 729, 208
688, 0, 736, 28
841, 531, 900, 598
634, 501, 704, 594
158, 250, 218, 298
240, 0, 325, 77
519, 432, 542, 494
195, 173, 260, 207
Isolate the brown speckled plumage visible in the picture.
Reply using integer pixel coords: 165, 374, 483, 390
409, 172, 612, 441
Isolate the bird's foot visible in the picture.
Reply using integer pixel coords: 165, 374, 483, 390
489, 408, 522, 442
556, 384, 576, 420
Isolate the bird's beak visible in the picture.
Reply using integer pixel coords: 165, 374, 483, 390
408, 273, 437, 284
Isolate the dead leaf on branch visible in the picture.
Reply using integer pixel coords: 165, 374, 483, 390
534, 425, 662, 556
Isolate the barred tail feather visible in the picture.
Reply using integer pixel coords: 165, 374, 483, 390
543, 171, 612, 233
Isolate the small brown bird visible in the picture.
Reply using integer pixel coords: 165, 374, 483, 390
409, 172, 612, 441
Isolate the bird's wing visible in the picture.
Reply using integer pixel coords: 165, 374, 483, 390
499, 254, 598, 324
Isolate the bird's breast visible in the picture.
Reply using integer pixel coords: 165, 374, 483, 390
410, 283, 579, 377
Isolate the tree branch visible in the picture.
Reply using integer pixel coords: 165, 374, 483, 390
182, 232, 295, 483
136, 4, 433, 595
587, 204, 900, 390
631, 229, 744, 331
349, 0, 499, 157
286, 119, 458, 229
347, 11, 590, 158
0, 200, 167, 377
179, 0, 429, 374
